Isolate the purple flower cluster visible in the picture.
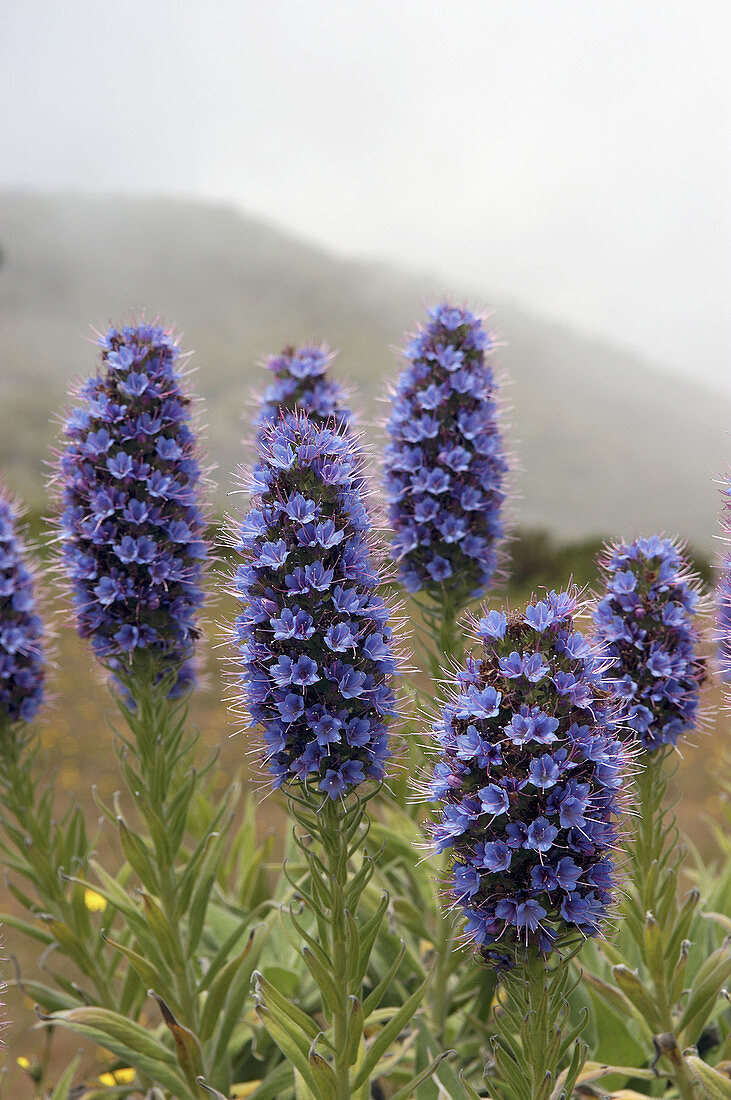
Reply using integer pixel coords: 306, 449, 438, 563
0, 492, 45, 726
383, 303, 508, 604
55, 323, 209, 695
255, 344, 352, 444
717, 479, 731, 683
594, 536, 705, 751
233, 413, 397, 799
428, 590, 624, 959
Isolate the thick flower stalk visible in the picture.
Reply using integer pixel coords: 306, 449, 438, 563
0, 491, 45, 731
588, 538, 709, 1100
384, 302, 508, 614
233, 416, 443, 1099
427, 589, 624, 1100
53, 322, 209, 694
429, 588, 623, 960
593, 535, 705, 751
255, 342, 353, 444
233, 412, 397, 798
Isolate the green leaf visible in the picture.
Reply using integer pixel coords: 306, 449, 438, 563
643, 912, 664, 980
102, 932, 166, 997
40, 1006, 195, 1098
139, 890, 185, 967
11, 979, 80, 1014
307, 1051, 339, 1100
345, 996, 365, 1068
117, 818, 159, 893
209, 929, 268, 1070
293, 1068, 318, 1100
199, 928, 262, 1043
256, 1004, 320, 1097
352, 969, 432, 1090
611, 965, 662, 1031
187, 830, 229, 955
678, 943, 731, 1044
458, 1070, 483, 1100
0, 910, 54, 944
549, 1038, 586, 1100
50, 1054, 82, 1100
196, 1078, 230, 1099
665, 888, 700, 960
150, 991, 205, 1086
354, 892, 390, 986
389, 1051, 455, 1100
198, 914, 268, 994
253, 971, 320, 1057
684, 1053, 731, 1100
703, 911, 731, 935
301, 947, 339, 1017
361, 939, 407, 1019
670, 939, 691, 1005
244, 1062, 295, 1100
581, 969, 634, 1019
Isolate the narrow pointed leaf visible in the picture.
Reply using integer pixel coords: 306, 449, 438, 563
352, 969, 432, 1089
256, 1004, 320, 1096
684, 1054, 731, 1100
389, 1052, 455, 1100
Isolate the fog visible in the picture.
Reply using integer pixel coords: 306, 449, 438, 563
3, 0, 730, 387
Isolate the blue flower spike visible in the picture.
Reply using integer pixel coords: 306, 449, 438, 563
0, 490, 46, 729
231, 411, 399, 800
594, 536, 706, 751
429, 588, 626, 963
255, 343, 353, 445
384, 302, 509, 606
53, 322, 210, 696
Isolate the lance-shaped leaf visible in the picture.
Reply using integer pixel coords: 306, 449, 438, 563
253, 970, 320, 1055
352, 969, 432, 1089
117, 818, 159, 894
102, 932, 168, 1003
678, 941, 731, 1044
362, 939, 407, 1019
49, 1054, 83, 1100
353, 892, 390, 987
151, 991, 205, 1086
256, 1004, 320, 1097
38, 1005, 196, 1098
307, 1050, 339, 1100
612, 966, 663, 1032
684, 1054, 731, 1100
198, 928, 263, 1043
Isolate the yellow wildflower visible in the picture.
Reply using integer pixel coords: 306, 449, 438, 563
99, 1068, 136, 1086
84, 888, 107, 913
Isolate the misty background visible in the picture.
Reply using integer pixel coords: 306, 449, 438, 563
1, 1, 730, 547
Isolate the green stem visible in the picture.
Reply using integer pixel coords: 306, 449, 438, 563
0, 727, 115, 1008
493, 947, 585, 1100
622, 750, 698, 1100
424, 594, 465, 1043
322, 798, 352, 1099
111, 660, 210, 1031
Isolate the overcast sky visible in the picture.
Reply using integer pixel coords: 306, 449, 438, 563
3, 1, 730, 388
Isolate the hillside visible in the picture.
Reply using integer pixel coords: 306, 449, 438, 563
0, 191, 726, 548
